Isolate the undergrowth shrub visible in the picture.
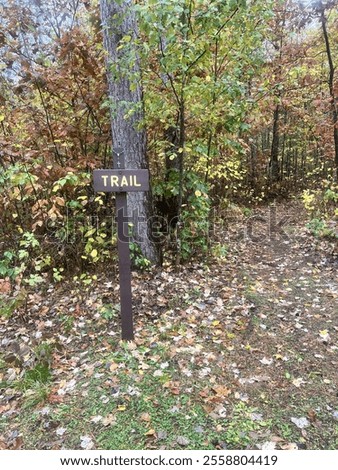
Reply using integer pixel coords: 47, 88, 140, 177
154, 170, 210, 261
302, 181, 338, 241
0, 163, 117, 286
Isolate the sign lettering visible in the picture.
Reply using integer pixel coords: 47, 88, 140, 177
93, 169, 149, 192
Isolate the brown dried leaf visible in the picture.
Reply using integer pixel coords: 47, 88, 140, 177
0, 440, 8, 450
109, 362, 119, 372
0, 278, 11, 294
12, 437, 23, 450
140, 412, 151, 422
212, 385, 231, 397
280, 442, 298, 450
270, 435, 285, 442
307, 409, 317, 423
102, 414, 116, 427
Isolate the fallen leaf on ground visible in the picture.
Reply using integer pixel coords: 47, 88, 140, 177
292, 377, 306, 387
280, 442, 298, 450
261, 441, 276, 450
90, 415, 102, 424
80, 436, 94, 450
291, 417, 310, 429
176, 436, 190, 446
140, 412, 151, 422
259, 357, 273, 365
56, 427, 67, 436
212, 385, 231, 397
0, 440, 7, 450
102, 414, 116, 427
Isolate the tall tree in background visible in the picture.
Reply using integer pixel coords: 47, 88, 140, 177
266, 0, 304, 182
99, 0, 159, 263
268, 1, 287, 182
317, 0, 338, 180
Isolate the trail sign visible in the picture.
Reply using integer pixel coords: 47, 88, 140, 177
93, 169, 149, 192
93, 148, 149, 340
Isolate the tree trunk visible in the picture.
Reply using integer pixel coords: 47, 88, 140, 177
100, 0, 159, 263
320, 3, 338, 180
269, 104, 280, 181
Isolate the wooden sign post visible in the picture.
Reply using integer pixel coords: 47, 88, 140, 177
93, 148, 149, 340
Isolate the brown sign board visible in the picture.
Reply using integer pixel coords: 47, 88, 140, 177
93, 150, 151, 341
93, 169, 149, 192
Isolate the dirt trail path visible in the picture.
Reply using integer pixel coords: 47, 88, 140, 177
0, 202, 337, 449
209, 202, 338, 448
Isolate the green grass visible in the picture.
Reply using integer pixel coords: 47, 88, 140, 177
0, 415, 9, 434
6, 339, 272, 450
2, 325, 337, 450
54, 374, 268, 450
23, 364, 51, 385
256, 391, 338, 450
2, 359, 52, 411
0, 297, 18, 318
56, 341, 271, 450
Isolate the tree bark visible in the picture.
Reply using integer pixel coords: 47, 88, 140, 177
269, 104, 280, 181
320, 4, 338, 180
100, 0, 159, 263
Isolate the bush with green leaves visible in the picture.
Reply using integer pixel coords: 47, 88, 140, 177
302, 182, 338, 241
0, 162, 118, 285
179, 171, 210, 260
154, 170, 210, 261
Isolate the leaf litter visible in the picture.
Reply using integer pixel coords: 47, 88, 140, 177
0, 202, 337, 449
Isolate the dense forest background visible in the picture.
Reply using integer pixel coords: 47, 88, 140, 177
0, 0, 337, 286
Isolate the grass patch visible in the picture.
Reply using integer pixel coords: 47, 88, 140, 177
23, 364, 51, 385
55, 363, 272, 450
257, 392, 338, 450
0, 296, 19, 318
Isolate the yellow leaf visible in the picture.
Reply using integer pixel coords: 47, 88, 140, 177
117, 405, 126, 412
144, 429, 156, 436
195, 190, 202, 197
212, 320, 220, 326
90, 249, 98, 258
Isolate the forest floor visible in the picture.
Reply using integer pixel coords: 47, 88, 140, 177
0, 201, 337, 450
